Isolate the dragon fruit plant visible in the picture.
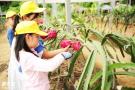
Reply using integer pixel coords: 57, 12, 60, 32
60, 40, 72, 48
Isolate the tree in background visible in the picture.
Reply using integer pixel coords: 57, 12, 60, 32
0, 1, 21, 12
120, 0, 135, 5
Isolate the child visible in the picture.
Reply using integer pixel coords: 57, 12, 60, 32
5, 10, 17, 46
12, 21, 72, 90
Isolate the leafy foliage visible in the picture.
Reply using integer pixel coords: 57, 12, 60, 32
112, 5, 135, 31
102, 33, 135, 63
0, 1, 21, 12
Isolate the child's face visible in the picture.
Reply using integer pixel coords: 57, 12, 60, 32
23, 13, 43, 25
5, 16, 15, 28
25, 34, 39, 48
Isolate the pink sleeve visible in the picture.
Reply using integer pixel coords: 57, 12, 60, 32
23, 52, 65, 72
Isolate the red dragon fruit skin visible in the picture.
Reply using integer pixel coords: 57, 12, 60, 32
37, 18, 44, 24
71, 41, 81, 51
40, 29, 47, 39
48, 30, 57, 39
60, 40, 71, 48
40, 35, 48, 39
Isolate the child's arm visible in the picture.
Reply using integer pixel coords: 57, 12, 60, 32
7, 28, 14, 46
23, 52, 72, 72
41, 46, 70, 59
34, 43, 70, 59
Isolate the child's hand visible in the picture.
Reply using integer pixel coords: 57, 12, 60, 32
61, 52, 72, 60
63, 45, 71, 52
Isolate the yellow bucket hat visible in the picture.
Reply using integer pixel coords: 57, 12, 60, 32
6, 10, 16, 18
15, 21, 48, 36
20, 1, 45, 17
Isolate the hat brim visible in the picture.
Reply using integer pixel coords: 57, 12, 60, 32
6, 13, 16, 18
33, 8, 45, 13
36, 30, 48, 36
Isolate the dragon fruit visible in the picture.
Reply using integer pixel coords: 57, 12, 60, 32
60, 40, 72, 48
47, 29, 57, 39
40, 35, 48, 39
71, 41, 81, 51
40, 29, 57, 39
40, 30, 48, 39
37, 18, 44, 24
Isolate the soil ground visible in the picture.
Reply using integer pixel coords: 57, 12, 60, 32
0, 31, 9, 90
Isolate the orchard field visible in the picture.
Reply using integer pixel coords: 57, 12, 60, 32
1, 0, 135, 90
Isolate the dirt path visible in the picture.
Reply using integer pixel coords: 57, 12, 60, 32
0, 31, 9, 90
